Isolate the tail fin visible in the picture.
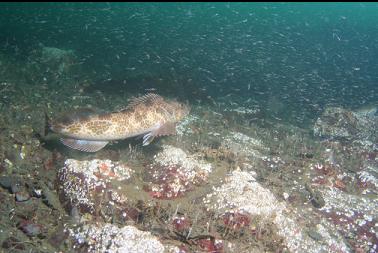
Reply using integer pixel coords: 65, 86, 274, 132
32, 111, 52, 143
44, 111, 52, 136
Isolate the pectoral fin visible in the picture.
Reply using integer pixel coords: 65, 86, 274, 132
142, 132, 155, 146
60, 138, 109, 152
155, 122, 177, 136
142, 122, 177, 146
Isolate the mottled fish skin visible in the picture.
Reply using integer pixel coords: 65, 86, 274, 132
51, 93, 190, 142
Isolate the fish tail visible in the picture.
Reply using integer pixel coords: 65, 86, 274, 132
44, 111, 52, 136
31, 110, 52, 143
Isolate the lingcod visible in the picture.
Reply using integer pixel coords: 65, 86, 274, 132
49, 93, 190, 152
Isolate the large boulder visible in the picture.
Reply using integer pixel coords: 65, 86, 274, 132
67, 223, 165, 253
58, 159, 134, 214
314, 106, 377, 143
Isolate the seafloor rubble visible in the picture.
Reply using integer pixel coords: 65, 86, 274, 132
0, 49, 377, 252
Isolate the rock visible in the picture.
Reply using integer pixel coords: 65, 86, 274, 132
0, 176, 23, 193
0, 176, 13, 190
310, 192, 325, 209
204, 168, 283, 217
2, 237, 26, 250
318, 187, 378, 250
10, 181, 22, 194
144, 145, 212, 199
58, 159, 134, 213
15, 198, 39, 218
221, 131, 268, 159
48, 225, 69, 249
70, 206, 81, 224
307, 229, 323, 241
204, 169, 350, 252
314, 106, 378, 142
67, 223, 165, 253
176, 114, 199, 136
15, 191, 30, 202
40, 182, 63, 211
305, 183, 325, 209
18, 220, 43, 237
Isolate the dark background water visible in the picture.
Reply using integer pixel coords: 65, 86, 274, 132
1, 2, 377, 127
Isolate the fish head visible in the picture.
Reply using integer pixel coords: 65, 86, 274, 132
170, 100, 190, 122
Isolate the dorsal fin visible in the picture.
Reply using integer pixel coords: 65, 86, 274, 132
118, 93, 164, 112
128, 93, 163, 108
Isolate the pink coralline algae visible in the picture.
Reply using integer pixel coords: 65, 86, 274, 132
143, 145, 212, 200
58, 159, 134, 213
319, 187, 378, 252
172, 215, 191, 232
222, 211, 251, 230
196, 238, 224, 253
144, 163, 197, 199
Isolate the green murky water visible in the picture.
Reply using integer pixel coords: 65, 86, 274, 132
0, 3, 377, 253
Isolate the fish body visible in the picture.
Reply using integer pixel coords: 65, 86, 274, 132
50, 93, 189, 152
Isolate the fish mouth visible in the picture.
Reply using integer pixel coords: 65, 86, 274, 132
182, 103, 191, 117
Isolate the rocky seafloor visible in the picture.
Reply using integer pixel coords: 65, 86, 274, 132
0, 48, 377, 253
